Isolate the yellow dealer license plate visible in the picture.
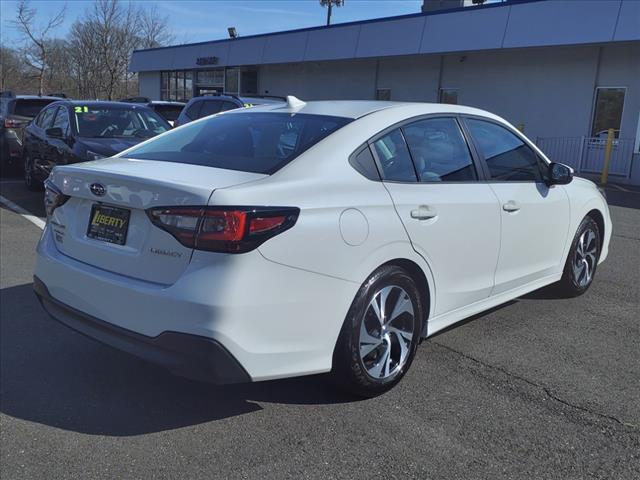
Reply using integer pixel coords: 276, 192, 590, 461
87, 204, 131, 246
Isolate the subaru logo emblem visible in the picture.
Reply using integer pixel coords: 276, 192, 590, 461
90, 183, 106, 197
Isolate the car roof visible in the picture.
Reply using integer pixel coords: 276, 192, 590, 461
239, 96, 284, 105
150, 100, 185, 106
239, 100, 498, 120
11, 95, 62, 101
189, 94, 237, 102
63, 100, 155, 110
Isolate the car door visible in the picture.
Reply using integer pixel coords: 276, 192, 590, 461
463, 117, 570, 295
373, 117, 501, 316
44, 106, 73, 168
25, 105, 57, 165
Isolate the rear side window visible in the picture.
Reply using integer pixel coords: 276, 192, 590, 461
466, 118, 543, 182
372, 129, 417, 182
402, 118, 476, 182
350, 146, 380, 180
185, 101, 202, 120
124, 112, 352, 174
198, 101, 222, 118
13, 99, 55, 118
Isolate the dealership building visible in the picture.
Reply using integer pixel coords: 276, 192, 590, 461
130, 0, 640, 184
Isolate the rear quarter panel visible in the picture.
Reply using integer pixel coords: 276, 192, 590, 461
208, 111, 439, 318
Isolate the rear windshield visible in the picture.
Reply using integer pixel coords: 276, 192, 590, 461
153, 104, 183, 122
13, 99, 56, 118
124, 112, 352, 174
73, 106, 170, 139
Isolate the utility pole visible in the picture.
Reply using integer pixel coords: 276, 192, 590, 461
320, 0, 344, 26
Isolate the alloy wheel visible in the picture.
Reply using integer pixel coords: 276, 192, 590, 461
572, 228, 597, 288
358, 285, 415, 380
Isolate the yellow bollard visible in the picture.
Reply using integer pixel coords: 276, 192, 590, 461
600, 128, 615, 185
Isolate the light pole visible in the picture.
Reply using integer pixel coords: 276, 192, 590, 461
320, 0, 344, 26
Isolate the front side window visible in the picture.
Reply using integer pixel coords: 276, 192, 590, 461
123, 112, 352, 174
372, 129, 417, 182
466, 118, 543, 182
591, 87, 625, 139
38, 106, 58, 129
51, 107, 70, 136
73, 106, 169, 139
402, 117, 476, 182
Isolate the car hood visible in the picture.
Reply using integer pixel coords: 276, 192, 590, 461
78, 137, 144, 157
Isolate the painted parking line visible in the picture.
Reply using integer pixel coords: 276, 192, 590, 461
0, 194, 45, 230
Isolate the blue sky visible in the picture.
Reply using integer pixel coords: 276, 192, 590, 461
1, 0, 424, 46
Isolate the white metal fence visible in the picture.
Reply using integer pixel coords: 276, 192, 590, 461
535, 136, 636, 178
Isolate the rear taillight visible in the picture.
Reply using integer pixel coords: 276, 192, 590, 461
44, 179, 70, 218
4, 118, 25, 128
147, 206, 299, 253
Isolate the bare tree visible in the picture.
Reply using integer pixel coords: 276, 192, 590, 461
12, 0, 66, 95
138, 5, 174, 49
0, 46, 24, 92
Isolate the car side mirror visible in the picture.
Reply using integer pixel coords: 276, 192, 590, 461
547, 162, 573, 186
45, 127, 64, 138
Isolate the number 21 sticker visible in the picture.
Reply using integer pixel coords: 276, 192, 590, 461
74, 106, 89, 113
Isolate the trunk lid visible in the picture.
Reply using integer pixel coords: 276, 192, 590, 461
48, 157, 266, 284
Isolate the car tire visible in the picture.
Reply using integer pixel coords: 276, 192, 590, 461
552, 215, 601, 297
24, 152, 43, 191
332, 265, 423, 397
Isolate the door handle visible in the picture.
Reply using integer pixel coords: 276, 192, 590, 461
410, 205, 437, 220
502, 200, 521, 212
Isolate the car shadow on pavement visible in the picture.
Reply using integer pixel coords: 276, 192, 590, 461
0, 283, 357, 437
603, 185, 640, 210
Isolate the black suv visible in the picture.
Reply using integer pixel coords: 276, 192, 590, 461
175, 94, 284, 127
22, 100, 171, 190
0, 92, 61, 174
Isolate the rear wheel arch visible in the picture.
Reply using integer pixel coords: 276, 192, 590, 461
376, 258, 431, 335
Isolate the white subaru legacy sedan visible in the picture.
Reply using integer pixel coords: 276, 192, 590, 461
34, 98, 611, 396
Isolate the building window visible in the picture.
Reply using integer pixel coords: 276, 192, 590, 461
160, 71, 193, 102
196, 69, 224, 86
439, 88, 458, 105
591, 87, 625, 139
225, 68, 239, 95
376, 88, 391, 101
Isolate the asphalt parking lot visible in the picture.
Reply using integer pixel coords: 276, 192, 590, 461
1, 177, 638, 480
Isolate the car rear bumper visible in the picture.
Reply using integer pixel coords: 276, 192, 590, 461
34, 224, 358, 381
34, 275, 251, 384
